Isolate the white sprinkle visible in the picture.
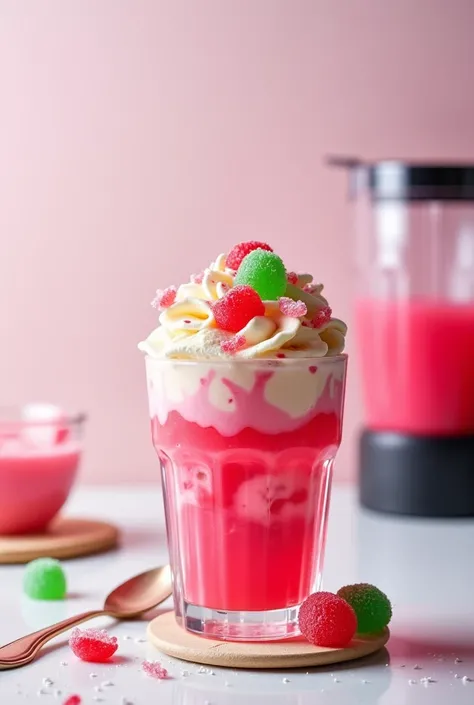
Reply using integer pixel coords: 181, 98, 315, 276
333, 678, 340, 683
102, 680, 114, 687
455, 674, 461, 678
60, 661, 68, 666
181, 670, 190, 677
414, 664, 422, 670
54, 691, 62, 698
361, 679, 369, 684
94, 686, 103, 692
225, 681, 231, 687
462, 676, 472, 684
455, 658, 463, 663
408, 679, 417, 685
121, 699, 133, 705
42, 678, 53, 687
37, 690, 46, 696
209, 670, 215, 675
89, 673, 98, 678
123, 635, 132, 640
420, 677, 436, 685
134, 637, 146, 643
282, 677, 290, 683
198, 666, 207, 674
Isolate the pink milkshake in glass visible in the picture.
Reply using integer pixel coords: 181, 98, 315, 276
139, 242, 347, 640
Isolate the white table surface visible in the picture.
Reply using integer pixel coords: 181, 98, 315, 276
1, 484, 474, 704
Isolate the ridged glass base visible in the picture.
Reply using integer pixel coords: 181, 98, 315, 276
178, 600, 301, 641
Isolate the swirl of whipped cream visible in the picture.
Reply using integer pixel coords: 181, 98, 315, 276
176, 253, 234, 302
139, 251, 347, 360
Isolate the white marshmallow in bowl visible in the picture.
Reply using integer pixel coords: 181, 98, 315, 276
21, 403, 65, 449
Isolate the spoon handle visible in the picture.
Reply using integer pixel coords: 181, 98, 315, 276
0, 609, 106, 668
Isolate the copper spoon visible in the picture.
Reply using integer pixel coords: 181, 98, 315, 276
0, 564, 172, 669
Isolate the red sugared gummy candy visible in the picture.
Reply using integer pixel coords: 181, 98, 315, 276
69, 627, 118, 663
142, 660, 169, 679
226, 241, 273, 271
220, 334, 246, 354
63, 697, 81, 705
298, 591, 357, 648
213, 285, 265, 332
279, 296, 307, 318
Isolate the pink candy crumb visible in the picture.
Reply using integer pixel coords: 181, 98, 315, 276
151, 286, 177, 310
279, 297, 307, 318
311, 306, 332, 328
142, 660, 169, 679
220, 334, 246, 354
191, 271, 204, 284
63, 696, 81, 705
287, 271, 298, 284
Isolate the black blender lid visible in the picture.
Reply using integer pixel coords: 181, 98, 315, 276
327, 156, 474, 201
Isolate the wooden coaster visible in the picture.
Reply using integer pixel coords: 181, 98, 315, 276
0, 518, 119, 564
147, 611, 389, 669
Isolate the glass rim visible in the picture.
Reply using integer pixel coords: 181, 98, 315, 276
0, 406, 87, 427
145, 353, 347, 367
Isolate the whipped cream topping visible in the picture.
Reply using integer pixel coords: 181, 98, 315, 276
139, 250, 347, 360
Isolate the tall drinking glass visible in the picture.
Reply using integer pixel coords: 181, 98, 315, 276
146, 355, 347, 640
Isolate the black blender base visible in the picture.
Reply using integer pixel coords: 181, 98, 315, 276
359, 429, 474, 517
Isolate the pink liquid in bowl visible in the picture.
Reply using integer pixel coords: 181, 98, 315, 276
0, 429, 81, 535
356, 298, 474, 435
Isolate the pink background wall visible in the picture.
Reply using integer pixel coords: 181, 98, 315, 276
2, 0, 474, 484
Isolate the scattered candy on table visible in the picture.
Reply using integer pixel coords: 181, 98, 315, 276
23, 558, 67, 600
298, 591, 357, 648
69, 627, 118, 663
234, 248, 287, 300
142, 660, 169, 679
337, 582, 392, 634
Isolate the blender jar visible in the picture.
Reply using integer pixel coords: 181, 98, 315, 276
333, 159, 474, 516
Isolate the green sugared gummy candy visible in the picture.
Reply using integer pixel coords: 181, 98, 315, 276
234, 249, 287, 300
337, 583, 392, 634
23, 557, 67, 600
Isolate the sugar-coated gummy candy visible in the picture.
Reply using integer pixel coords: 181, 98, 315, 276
234, 250, 287, 301
63, 697, 81, 705
279, 296, 307, 318
226, 241, 273, 271
69, 627, 118, 663
151, 286, 177, 310
337, 583, 392, 634
213, 285, 265, 332
142, 660, 169, 679
298, 591, 357, 648
23, 558, 67, 600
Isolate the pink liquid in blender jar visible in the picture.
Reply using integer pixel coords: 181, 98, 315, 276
357, 298, 474, 435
